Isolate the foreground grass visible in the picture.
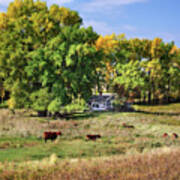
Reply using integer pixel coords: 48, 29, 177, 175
0, 147, 180, 180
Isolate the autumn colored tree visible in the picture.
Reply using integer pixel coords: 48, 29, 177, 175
0, 0, 179, 111
95, 34, 128, 92
144, 39, 179, 103
112, 36, 180, 104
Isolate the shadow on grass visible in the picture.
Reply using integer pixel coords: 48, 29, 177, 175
65, 112, 102, 120
6, 108, 136, 121
0, 104, 8, 109
29, 109, 138, 121
29, 112, 97, 121
65, 109, 137, 120
136, 110, 180, 116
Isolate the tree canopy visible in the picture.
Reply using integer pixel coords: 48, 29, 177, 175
0, 0, 102, 114
26, 26, 101, 113
0, 0, 180, 115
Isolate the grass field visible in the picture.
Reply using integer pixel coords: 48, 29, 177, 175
0, 103, 180, 179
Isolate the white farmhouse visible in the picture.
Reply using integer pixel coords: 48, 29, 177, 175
88, 93, 115, 111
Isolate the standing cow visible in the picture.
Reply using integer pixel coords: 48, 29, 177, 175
43, 131, 62, 143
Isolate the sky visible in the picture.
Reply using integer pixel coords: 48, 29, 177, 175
0, 0, 180, 47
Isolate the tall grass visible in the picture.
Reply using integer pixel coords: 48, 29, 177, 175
0, 147, 180, 180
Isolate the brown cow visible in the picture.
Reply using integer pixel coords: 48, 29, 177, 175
73, 122, 78, 127
43, 131, 62, 143
162, 133, 168, 138
172, 133, 178, 139
86, 134, 101, 141
122, 123, 135, 129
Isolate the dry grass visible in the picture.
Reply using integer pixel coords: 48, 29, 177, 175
0, 109, 72, 138
0, 104, 180, 179
0, 147, 180, 180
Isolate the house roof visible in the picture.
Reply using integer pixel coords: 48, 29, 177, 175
89, 95, 114, 104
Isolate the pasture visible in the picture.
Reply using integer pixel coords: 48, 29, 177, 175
0, 103, 180, 179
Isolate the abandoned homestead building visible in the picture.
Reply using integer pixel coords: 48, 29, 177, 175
88, 94, 115, 111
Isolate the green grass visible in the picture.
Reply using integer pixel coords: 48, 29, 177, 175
0, 103, 179, 163
0, 136, 178, 162
0, 139, 124, 162
0, 101, 8, 109
0, 103, 180, 179
133, 103, 180, 114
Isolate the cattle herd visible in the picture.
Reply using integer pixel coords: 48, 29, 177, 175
43, 131, 102, 142
163, 132, 178, 139
43, 123, 179, 142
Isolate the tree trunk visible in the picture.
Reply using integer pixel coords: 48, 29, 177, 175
147, 71, 151, 104
143, 93, 146, 104
148, 90, 151, 104
167, 73, 171, 103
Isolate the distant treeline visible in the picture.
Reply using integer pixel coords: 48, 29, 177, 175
96, 35, 180, 105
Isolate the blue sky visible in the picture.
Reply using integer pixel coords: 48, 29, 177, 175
0, 0, 180, 47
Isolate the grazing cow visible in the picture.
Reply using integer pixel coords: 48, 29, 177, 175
122, 123, 135, 129
73, 122, 78, 127
86, 134, 101, 141
43, 131, 62, 143
163, 133, 168, 138
172, 133, 178, 139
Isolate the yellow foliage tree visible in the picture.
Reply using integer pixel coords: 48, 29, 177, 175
95, 34, 119, 89
151, 37, 163, 58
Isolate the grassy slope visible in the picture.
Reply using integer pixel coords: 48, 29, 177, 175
0, 104, 180, 162
0, 103, 180, 179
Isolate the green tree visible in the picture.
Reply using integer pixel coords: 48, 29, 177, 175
25, 26, 102, 114
0, 0, 82, 109
145, 40, 179, 103
113, 60, 147, 100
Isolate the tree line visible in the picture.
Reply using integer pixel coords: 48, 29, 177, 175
96, 35, 180, 105
0, 0, 179, 115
